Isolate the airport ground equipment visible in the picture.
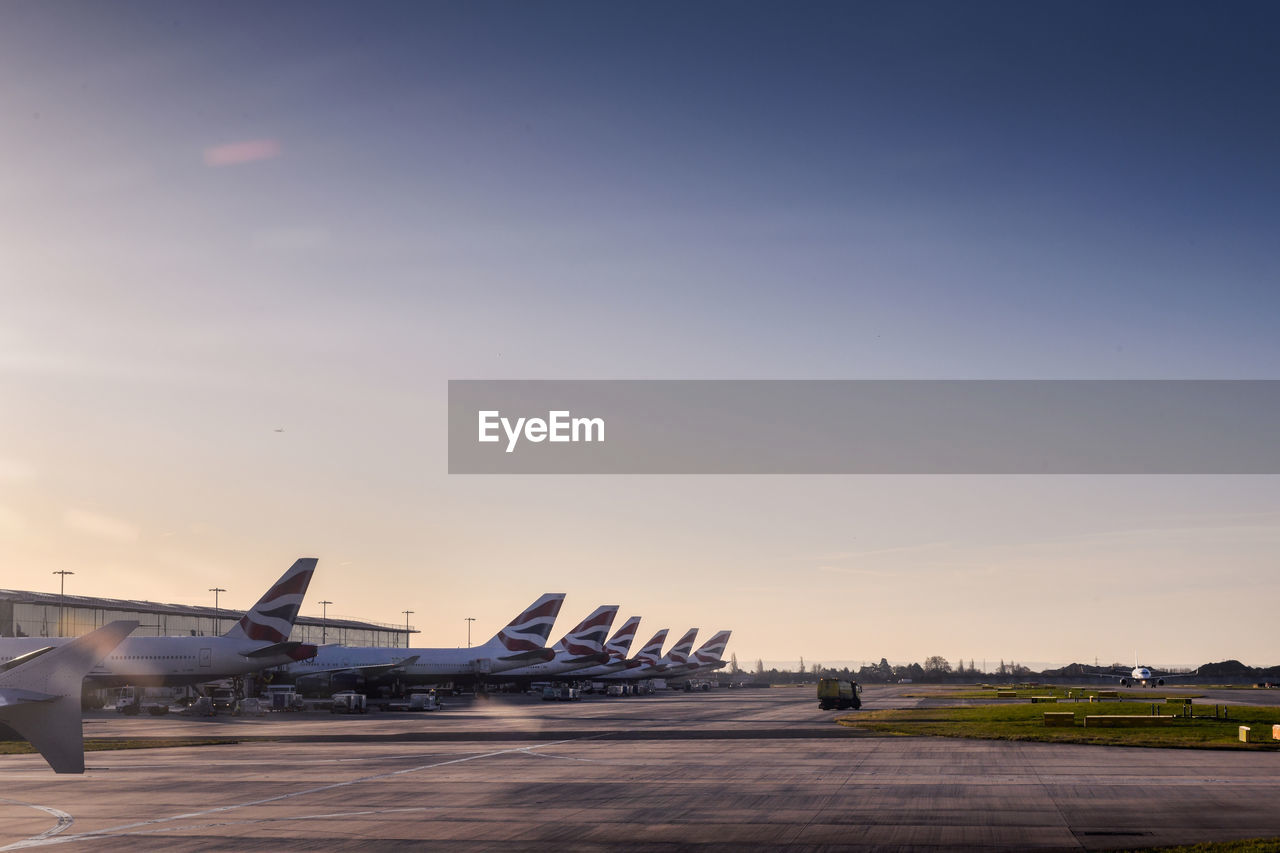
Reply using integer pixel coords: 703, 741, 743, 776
210, 687, 235, 714
817, 678, 862, 710
408, 690, 443, 711
265, 684, 303, 711
330, 691, 368, 713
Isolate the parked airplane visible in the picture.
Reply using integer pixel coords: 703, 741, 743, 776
605, 628, 699, 681
560, 615, 642, 680
0, 620, 137, 773
493, 605, 617, 682
282, 593, 565, 691
600, 627, 667, 679
0, 557, 319, 687
664, 630, 733, 680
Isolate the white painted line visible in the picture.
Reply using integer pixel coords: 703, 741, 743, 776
0, 799, 74, 844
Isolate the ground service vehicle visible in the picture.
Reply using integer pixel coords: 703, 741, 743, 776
408, 690, 442, 711
210, 687, 236, 714
265, 685, 303, 711
330, 691, 368, 713
817, 678, 861, 710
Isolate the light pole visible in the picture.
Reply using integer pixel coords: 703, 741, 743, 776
402, 610, 414, 649
209, 588, 226, 636
465, 617, 476, 648
319, 600, 333, 644
52, 570, 74, 637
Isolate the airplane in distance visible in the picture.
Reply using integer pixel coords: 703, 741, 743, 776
0, 558, 319, 687
0, 620, 137, 773
494, 605, 617, 682
281, 593, 566, 691
605, 628, 699, 682
560, 616, 642, 680
1093, 654, 1200, 687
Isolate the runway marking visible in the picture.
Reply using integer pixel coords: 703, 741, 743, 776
0, 800, 73, 843
516, 746, 641, 765
66, 806, 440, 839
0, 739, 582, 850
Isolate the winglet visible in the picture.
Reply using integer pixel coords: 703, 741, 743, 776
0, 620, 138, 774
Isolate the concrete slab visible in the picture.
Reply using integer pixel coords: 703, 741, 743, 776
0, 688, 1276, 850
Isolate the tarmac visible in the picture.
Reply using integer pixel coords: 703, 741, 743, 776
1, 685, 1279, 851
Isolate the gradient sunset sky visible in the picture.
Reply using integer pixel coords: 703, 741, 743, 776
3, 2, 1278, 669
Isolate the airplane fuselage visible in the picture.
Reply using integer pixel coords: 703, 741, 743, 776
280, 642, 550, 684
0, 636, 310, 687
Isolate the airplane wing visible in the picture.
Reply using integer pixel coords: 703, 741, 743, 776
564, 653, 610, 666
0, 620, 138, 774
241, 640, 318, 660
296, 655, 421, 679
498, 649, 556, 664
1088, 669, 1199, 685
0, 646, 56, 673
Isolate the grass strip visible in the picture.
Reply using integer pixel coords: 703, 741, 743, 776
837, 701, 1280, 749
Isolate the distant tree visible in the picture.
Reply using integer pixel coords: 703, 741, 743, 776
893, 662, 925, 682
876, 657, 894, 681
729, 652, 740, 674
923, 656, 951, 674
969, 659, 977, 674
812, 662, 821, 677
754, 658, 765, 676
798, 655, 805, 674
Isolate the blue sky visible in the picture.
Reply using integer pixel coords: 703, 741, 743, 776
2, 2, 1278, 667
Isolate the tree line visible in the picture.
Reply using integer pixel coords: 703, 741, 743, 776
720, 653, 1277, 684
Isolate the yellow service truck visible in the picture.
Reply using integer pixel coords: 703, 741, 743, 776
817, 678, 862, 710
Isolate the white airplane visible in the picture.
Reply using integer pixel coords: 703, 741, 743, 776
560, 615, 642, 679
604, 628, 700, 681
280, 593, 566, 689
0, 620, 137, 773
663, 630, 733, 680
0, 558, 319, 687
1095, 654, 1199, 688
496, 605, 617, 681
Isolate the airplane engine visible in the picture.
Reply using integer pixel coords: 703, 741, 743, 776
1155, 678, 1165, 686
1119, 678, 1131, 687
329, 671, 365, 693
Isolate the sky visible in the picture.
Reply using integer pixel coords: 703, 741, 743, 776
2, 2, 1279, 670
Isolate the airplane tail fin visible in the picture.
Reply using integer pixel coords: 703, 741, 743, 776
555, 605, 618, 657
691, 630, 733, 664
222, 558, 317, 643
492, 593, 565, 654
605, 616, 642, 658
663, 628, 700, 667
631, 629, 669, 667
0, 620, 138, 774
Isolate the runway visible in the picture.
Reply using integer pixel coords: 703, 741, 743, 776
1, 687, 1278, 851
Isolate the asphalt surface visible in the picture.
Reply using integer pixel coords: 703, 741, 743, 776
1, 685, 1278, 851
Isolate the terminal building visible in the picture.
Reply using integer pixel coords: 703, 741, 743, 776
0, 588, 415, 648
